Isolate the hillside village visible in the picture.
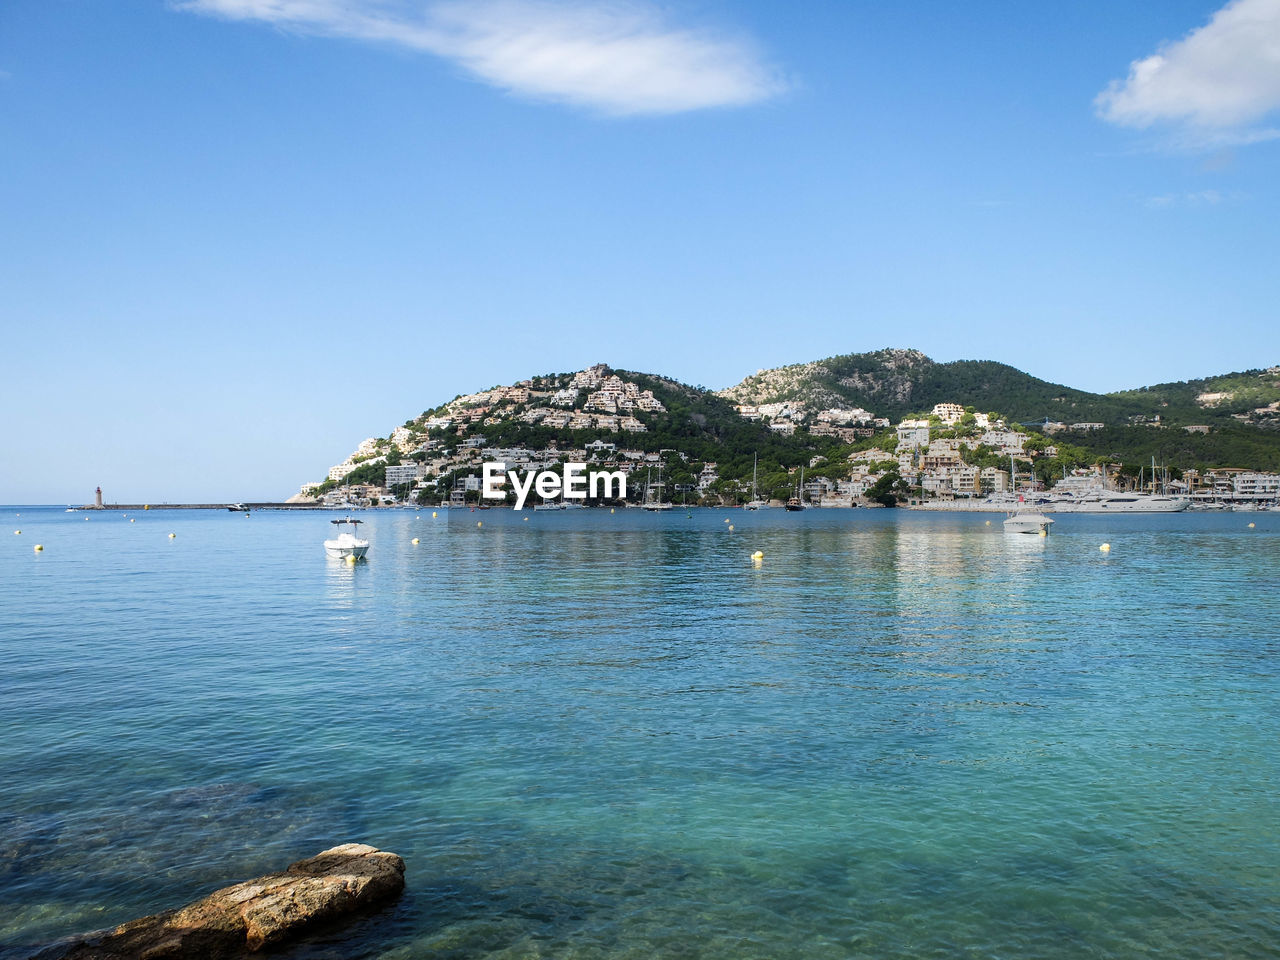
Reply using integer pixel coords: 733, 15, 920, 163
297, 361, 1280, 509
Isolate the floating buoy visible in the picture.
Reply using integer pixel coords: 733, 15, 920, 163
346, 554, 356, 565
13, 530, 18, 535
168, 533, 176, 539
751, 550, 764, 559
523, 516, 529, 521
130, 518, 135, 522
1100, 543, 1111, 553
34, 544, 43, 552
432, 512, 438, 518
415, 515, 420, 520
610, 508, 615, 514
477, 521, 482, 528
728, 524, 734, 532
411, 537, 419, 544
984, 520, 991, 526
1248, 522, 1256, 528
723, 518, 730, 523
144, 505, 150, 511
1039, 529, 1047, 537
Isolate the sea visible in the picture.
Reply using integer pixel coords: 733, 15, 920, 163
1, 505, 1277, 959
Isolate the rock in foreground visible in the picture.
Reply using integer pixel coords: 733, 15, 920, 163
41, 843, 405, 959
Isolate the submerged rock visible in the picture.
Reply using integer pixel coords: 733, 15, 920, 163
37, 843, 405, 959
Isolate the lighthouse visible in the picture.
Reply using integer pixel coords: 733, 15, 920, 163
95, 486, 103, 509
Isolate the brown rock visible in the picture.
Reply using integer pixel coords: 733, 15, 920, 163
37, 843, 405, 959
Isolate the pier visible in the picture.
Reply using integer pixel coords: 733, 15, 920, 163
81, 502, 326, 511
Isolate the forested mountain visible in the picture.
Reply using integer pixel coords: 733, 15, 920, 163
720, 348, 1280, 429
1109, 367, 1280, 427
316, 353, 1280, 501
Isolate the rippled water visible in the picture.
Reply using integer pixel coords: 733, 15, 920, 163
2, 506, 1277, 958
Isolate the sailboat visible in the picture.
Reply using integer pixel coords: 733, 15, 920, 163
785, 466, 807, 511
642, 461, 673, 511
745, 453, 769, 510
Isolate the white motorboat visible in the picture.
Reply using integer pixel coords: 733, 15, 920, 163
324, 517, 369, 559
1003, 510, 1054, 534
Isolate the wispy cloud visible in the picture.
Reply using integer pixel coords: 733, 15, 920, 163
176, 0, 787, 115
1095, 0, 1280, 146
1142, 188, 1246, 209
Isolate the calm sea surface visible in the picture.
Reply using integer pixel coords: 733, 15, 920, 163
1, 506, 1277, 959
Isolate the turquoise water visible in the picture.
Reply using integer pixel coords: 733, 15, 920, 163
2, 506, 1277, 958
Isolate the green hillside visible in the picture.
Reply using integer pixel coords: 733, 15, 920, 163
720, 348, 1280, 429
316, 354, 1280, 503
1107, 366, 1280, 427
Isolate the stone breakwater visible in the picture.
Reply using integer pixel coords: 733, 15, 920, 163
34, 844, 405, 959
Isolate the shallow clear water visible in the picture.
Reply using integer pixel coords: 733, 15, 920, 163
1, 506, 1277, 958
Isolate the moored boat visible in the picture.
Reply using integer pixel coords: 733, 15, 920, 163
324, 517, 369, 559
1003, 510, 1054, 534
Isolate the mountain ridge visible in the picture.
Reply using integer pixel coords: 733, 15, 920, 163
308, 350, 1280, 501
718, 347, 1280, 427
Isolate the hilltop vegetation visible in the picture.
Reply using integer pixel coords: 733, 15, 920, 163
721, 348, 1141, 424
1109, 367, 1280, 426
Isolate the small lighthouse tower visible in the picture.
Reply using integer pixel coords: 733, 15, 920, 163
95, 486, 103, 509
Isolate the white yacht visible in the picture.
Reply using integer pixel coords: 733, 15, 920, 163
324, 517, 369, 560
1003, 510, 1054, 534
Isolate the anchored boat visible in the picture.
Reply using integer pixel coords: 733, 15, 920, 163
1003, 510, 1054, 534
324, 517, 369, 560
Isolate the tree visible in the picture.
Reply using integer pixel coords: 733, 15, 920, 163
866, 471, 906, 507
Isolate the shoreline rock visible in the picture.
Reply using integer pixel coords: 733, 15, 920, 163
36, 843, 405, 959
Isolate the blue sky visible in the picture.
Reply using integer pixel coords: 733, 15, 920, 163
2, 0, 1278, 503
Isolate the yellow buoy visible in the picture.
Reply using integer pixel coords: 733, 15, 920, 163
610, 508, 615, 514
728, 524, 734, 532
1039, 529, 1047, 537
1100, 543, 1111, 552
144, 504, 150, 510
477, 521, 482, 528
524, 516, 529, 521
432, 512, 438, 518
415, 515, 420, 520
346, 554, 356, 565
13, 530, 18, 535
168, 533, 176, 539
411, 537, 420, 544
723, 518, 730, 523
984, 520, 991, 526
34, 544, 43, 552
751, 550, 764, 559
1248, 522, 1256, 528
130, 518, 135, 522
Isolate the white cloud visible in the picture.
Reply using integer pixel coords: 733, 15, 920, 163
1142, 188, 1244, 209
176, 0, 786, 115
1096, 0, 1280, 136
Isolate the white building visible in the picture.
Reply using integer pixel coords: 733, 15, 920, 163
931, 403, 965, 424
1234, 473, 1280, 496
385, 463, 419, 486
896, 419, 931, 449
978, 430, 1027, 454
